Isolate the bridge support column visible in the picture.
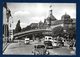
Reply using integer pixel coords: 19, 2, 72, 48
32, 34, 35, 41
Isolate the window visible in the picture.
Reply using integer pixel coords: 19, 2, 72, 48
49, 38, 51, 39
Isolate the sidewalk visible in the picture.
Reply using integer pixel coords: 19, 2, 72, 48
3, 43, 10, 53
3, 41, 34, 55
3, 40, 18, 53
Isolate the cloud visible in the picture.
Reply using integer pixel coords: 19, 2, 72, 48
4, 3, 76, 29
13, 10, 30, 16
15, 16, 45, 28
20, 22, 27, 28
31, 16, 45, 23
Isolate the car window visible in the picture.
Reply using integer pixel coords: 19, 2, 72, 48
47, 43, 52, 46
49, 38, 51, 39
37, 45, 45, 48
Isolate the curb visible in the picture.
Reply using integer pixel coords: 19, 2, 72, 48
3, 43, 10, 53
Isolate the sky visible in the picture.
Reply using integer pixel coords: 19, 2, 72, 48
3, 3, 76, 29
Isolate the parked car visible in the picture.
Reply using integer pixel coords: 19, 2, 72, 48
52, 39, 59, 48
44, 41, 53, 49
32, 44, 49, 55
24, 38, 30, 44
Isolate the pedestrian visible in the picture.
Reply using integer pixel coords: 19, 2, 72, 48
69, 40, 74, 50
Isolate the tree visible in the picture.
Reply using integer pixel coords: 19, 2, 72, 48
15, 20, 21, 33
52, 26, 64, 37
67, 27, 76, 39
21, 25, 31, 32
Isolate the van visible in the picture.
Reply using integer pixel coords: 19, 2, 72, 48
44, 36, 53, 49
24, 38, 30, 44
44, 36, 53, 42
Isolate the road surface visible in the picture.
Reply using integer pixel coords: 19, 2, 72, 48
3, 40, 75, 55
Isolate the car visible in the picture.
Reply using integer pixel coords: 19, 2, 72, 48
24, 38, 30, 44
32, 44, 49, 55
52, 42, 59, 48
52, 39, 60, 48
44, 41, 53, 49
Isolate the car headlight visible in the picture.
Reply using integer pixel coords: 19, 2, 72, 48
46, 51, 49, 54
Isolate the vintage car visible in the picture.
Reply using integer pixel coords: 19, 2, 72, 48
32, 44, 49, 55
52, 39, 60, 48
44, 41, 53, 49
24, 38, 30, 44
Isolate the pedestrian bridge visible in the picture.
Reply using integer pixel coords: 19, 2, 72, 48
13, 29, 52, 39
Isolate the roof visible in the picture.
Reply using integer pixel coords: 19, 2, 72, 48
47, 14, 57, 21
30, 23, 38, 27
62, 13, 70, 18
51, 20, 63, 26
61, 13, 70, 20
45, 36, 52, 38
51, 19, 76, 26
25, 38, 29, 40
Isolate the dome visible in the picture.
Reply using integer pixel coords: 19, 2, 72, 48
61, 13, 70, 20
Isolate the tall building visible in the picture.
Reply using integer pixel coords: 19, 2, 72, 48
43, 5, 76, 33
61, 13, 75, 32
44, 5, 57, 28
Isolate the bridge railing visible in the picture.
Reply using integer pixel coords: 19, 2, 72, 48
13, 28, 51, 37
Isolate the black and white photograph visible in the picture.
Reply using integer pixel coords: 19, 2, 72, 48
3, 3, 76, 55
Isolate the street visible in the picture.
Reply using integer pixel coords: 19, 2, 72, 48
3, 40, 75, 55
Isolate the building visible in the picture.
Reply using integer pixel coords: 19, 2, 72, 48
38, 21, 44, 29
61, 13, 76, 32
42, 5, 76, 35
30, 23, 38, 29
43, 5, 57, 29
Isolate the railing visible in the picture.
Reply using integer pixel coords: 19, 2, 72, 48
14, 28, 51, 37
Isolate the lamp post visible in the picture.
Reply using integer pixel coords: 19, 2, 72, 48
9, 17, 13, 42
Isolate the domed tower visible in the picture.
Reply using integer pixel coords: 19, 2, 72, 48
61, 13, 73, 24
61, 13, 73, 31
61, 13, 70, 21
49, 5, 53, 16
46, 5, 57, 27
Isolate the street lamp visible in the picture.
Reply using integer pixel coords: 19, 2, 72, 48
9, 17, 13, 42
